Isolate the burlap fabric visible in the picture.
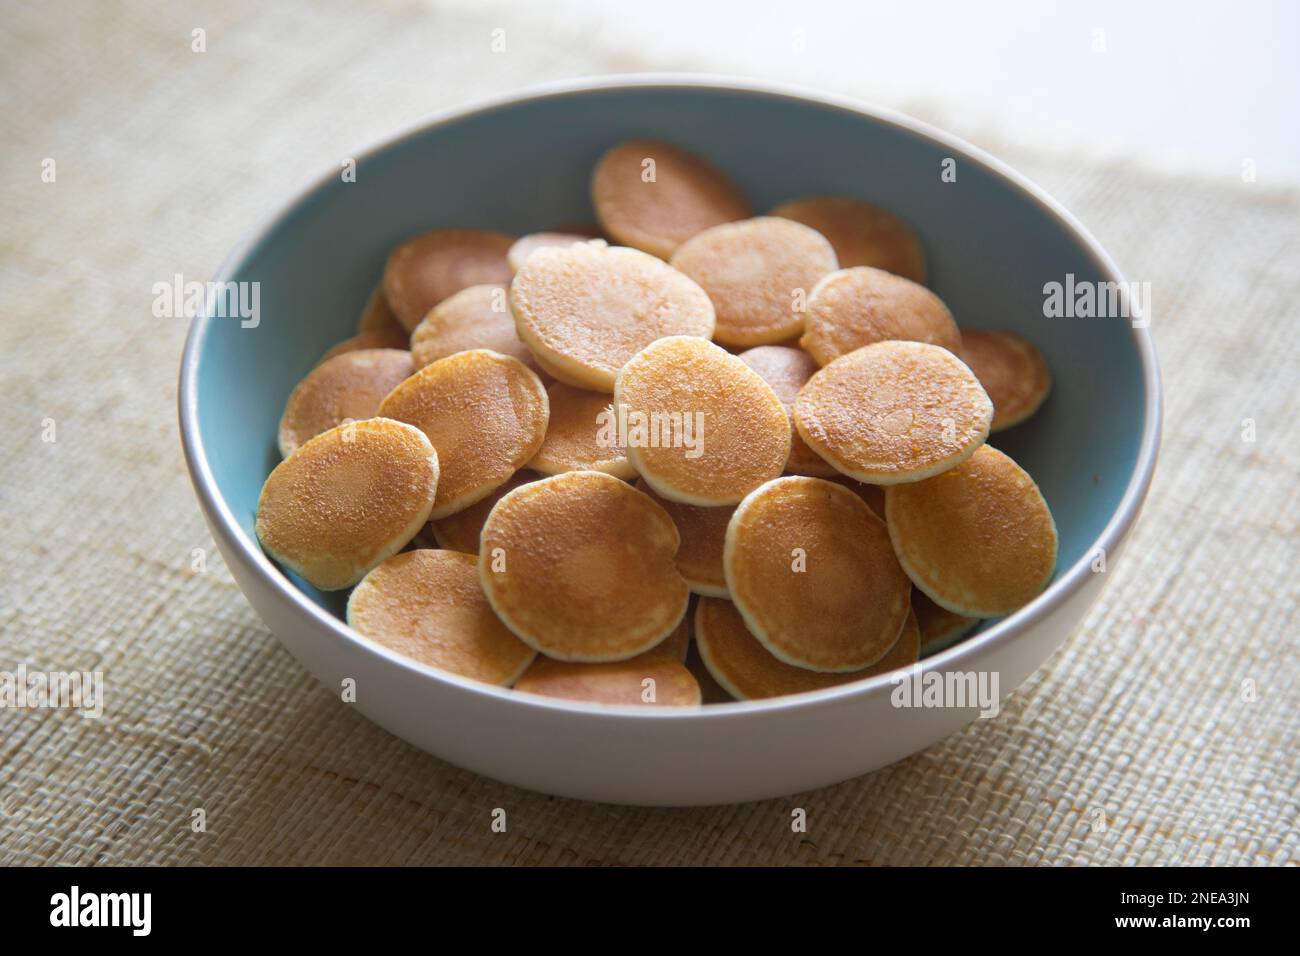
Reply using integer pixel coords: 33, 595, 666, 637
2, 1, 1295, 865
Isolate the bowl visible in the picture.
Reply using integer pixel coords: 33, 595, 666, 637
179, 75, 1160, 806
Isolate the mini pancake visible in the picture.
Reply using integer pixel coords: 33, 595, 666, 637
513, 655, 701, 707
347, 550, 535, 686
669, 217, 838, 347
723, 476, 911, 672
430, 470, 536, 554
478, 471, 690, 662
383, 229, 515, 331
886, 444, 1058, 617
800, 267, 961, 367
510, 242, 715, 391
958, 329, 1052, 432
356, 285, 408, 340
528, 383, 634, 478
319, 329, 409, 364
737, 345, 837, 477
794, 340, 993, 484
695, 598, 920, 700
378, 349, 549, 519
409, 284, 537, 372
636, 479, 734, 597
255, 418, 438, 591
507, 231, 595, 272
591, 138, 751, 259
913, 588, 979, 657
278, 349, 413, 457
614, 336, 790, 505
771, 196, 926, 283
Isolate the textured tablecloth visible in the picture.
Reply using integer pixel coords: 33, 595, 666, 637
2, 0, 1296, 866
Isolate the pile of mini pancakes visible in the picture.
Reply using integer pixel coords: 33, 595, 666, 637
255, 138, 1058, 708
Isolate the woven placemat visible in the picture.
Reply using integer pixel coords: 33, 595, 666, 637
2, 1, 1296, 866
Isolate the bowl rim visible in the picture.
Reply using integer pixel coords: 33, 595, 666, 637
178, 72, 1162, 722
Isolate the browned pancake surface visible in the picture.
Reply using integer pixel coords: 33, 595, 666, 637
670, 217, 837, 346
614, 336, 789, 505
479, 471, 690, 661
348, 550, 535, 685
430, 470, 537, 554
738, 345, 836, 477
383, 229, 514, 331
278, 349, 413, 456
510, 243, 715, 391
723, 476, 911, 672
591, 138, 751, 258
378, 349, 549, 519
695, 598, 920, 700
772, 196, 926, 282
800, 266, 959, 366
529, 383, 633, 478
636, 479, 734, 596
794, 340, 992, 483
514, 654, 700, 707
886, 445, 1057, 617
410, 284, 536, 371
958, 329, 1052, 431
255, 418, 438, 590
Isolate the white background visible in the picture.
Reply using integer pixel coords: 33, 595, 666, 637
478, 0, 1300, 184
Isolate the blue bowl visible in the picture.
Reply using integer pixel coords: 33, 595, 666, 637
180, 77, 1160, 805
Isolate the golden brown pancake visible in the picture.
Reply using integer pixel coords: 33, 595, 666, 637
614, 336, 790, 505
510, 242, 715, 391
794, 340, 993, 484
430, 470, 536, 554
886, 444, 1058, 617
695, 598, 920, 700
529, 382, 634, 478
591, 138, 751, 259
255, 418, 438, 591
478, 471, 690, 661
958, 329, 1052, 432
513, 655, 701, 707
636, 479, 734, 597
382, 229, 514, 331
669, 217, 837, 347
723, 476, 911, 672
378, 349, 549, 519
800, 267, 960, 367
771, 196, 926, 283
409, 284, 537, 372
319, 329, 409, 364
507, 231, 595, 272
278, 349, 413, 457
737, 345, 837, 477
347, 549, 535, 685
356, 285, 408, 340
912, 588, 980, 657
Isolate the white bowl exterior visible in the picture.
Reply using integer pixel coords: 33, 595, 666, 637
205, 506, 1122, 805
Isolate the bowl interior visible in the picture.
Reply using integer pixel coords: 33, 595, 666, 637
195, 84, 1146, 627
